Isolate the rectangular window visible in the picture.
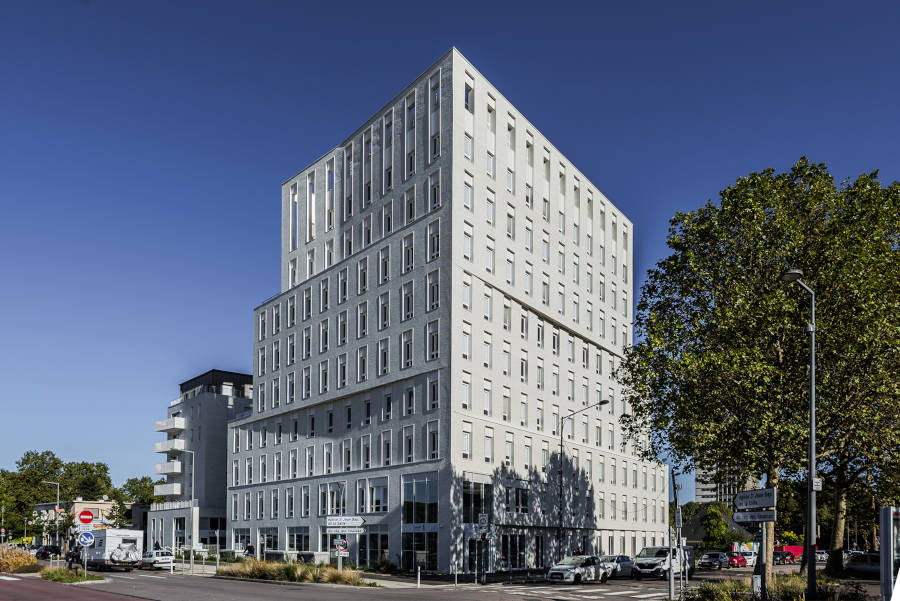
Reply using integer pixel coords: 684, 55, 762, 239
427, 421, 439, 459
401, 330, 413, 368
427, 220, 440, 261
427, 320, 439, 360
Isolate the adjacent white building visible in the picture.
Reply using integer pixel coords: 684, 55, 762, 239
149, 369, 253, 551
227, 48, 668, 573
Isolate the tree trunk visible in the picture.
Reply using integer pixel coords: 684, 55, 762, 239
870, 491, 878, 551
826, 477, 846, 575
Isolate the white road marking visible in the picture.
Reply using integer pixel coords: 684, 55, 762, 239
139, 574, 167, 579
632, 594, 668, 599
0, 576, 20, 581
110, 575, 135, 579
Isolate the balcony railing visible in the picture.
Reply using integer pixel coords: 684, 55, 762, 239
154, 439, 186, 454
153, 483, 182, 497
154, 417, 186, 433
150, 499, 197, 511
155, 461, 183, 475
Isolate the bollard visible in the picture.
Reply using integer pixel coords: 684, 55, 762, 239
417, 565, 421, 588
455, 567, 457, 588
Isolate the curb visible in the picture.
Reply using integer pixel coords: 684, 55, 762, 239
69, 577, 112, 585
212, 575, 378, 588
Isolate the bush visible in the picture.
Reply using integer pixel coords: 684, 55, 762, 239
0, 548, 38, 573
40, 567, 103, 583
683, 574, 873, 601
216, 559, 372, 586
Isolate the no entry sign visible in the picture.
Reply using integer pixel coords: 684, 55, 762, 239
78, 510, 94, 525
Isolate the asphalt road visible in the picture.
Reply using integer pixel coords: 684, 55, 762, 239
1, 571, 676, 601
1, 562, 876, 601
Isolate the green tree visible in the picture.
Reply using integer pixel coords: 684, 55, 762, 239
618, 158, 900, 580
701, 507, 729, 550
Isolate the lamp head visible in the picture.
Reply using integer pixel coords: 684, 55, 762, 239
780, 269, 804, 283
599, 399, 610, 407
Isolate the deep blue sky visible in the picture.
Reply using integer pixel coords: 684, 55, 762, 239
2, 1, 898, 503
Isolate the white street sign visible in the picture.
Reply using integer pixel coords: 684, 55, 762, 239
478, 513, 489, 529
734, 509, 777, 523
76, 524, 92, 533
734, 487, 777, 510
326, 516, 365, 527
812, 478, 823, 492
336, 551, 350, 557
326, 527, 365, 535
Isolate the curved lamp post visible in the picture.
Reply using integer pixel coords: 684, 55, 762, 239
780, 268, 816, 600
557, 399, 610, 561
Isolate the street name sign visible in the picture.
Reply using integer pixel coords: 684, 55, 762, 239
76, 524, 92, 533
326, 527, 365, 535
734, 487, 777, 510
77, 532, 95, 547
336, 551, 350, 557
734, 509, 777, 523
326, 516, 365, 528
78, 510, 94, 525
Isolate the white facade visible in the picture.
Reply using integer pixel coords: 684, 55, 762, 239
228, 48, 668, 573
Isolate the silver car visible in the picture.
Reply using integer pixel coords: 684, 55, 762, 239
546, 555, 610, 584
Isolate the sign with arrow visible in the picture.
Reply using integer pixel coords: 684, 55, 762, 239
734, 509, 777, 523
326, 527, 365, 535
734, 487, 777, 510
326, 516, 365, 528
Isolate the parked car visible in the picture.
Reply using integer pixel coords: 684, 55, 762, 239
815, 550, 829, 563
598, 554, 634, 579
139, 550, 174, 570
844, 552, 880, 577
741, 551, 758, 567
727, 552, 747, 568
772, 551, 789, 565
35, 545, 61, 559
699, 552, 728, 570
546, 555, 610, 584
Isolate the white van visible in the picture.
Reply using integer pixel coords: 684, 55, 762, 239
83, 528, 143, 571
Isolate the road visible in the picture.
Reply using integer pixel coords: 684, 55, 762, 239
0, 563, 858, 601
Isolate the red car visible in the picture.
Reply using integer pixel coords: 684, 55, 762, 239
727, 552, 747, 568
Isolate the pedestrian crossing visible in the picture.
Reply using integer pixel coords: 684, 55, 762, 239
442, 582, 671, 601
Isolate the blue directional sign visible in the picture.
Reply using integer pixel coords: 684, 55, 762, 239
77, 532, 94, 547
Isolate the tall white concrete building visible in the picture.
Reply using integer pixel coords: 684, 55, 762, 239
227, 48, 668, 573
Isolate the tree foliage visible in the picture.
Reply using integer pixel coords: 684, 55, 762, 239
618, 158, 900, 575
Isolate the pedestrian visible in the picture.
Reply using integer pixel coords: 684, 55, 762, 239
154, 541, 161, 551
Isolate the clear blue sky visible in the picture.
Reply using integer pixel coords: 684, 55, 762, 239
2, 1, 898, 503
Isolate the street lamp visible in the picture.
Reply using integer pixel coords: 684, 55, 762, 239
557, 399, 610, 561
779, 268, 816, 600
42, 481, 60, 549
183, 449, 196, 576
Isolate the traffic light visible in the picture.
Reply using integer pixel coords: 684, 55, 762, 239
481, 533, 486, 542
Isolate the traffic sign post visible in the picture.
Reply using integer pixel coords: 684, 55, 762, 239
335, 537, 349, 571
78, 531, 94, 578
